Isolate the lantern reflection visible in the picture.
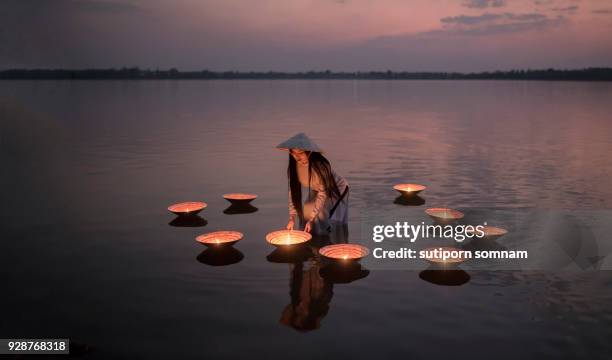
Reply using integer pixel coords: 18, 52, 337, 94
319, 262, 370, 284
196, 247, 244, 267
419, 268, 471, 286
266, 246, 313, 264
394, 194, 426, 206
223, 203, 258, 215
168, 215, 208, 227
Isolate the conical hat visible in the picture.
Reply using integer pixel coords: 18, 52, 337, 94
276, 133, 324, 153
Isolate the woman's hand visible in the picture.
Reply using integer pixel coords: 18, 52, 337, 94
304, 221, 312, 233
286, 219, 295, 230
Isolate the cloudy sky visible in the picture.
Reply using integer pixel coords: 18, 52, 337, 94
2, 0, 612, 71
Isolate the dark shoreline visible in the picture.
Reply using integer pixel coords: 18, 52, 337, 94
2, 67, 612, 81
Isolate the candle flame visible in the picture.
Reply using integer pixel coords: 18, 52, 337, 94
343, 254, 348, 260
215, 238, 220, 244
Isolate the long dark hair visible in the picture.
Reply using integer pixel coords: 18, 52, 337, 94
288, 152, 341, 221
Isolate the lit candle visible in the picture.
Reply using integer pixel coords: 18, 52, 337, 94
168, 201, 207, 216
266, 230, 312, 247
319, 244, 369, 262
195, 231, 243, 248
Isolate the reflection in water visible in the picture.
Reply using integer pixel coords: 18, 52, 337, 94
196, 247, 244, 266
419, 268, 471, 286
5, 81, 612, 357
393, 195, 426, 206
266, 246, 314, 264
319, 262, 370, 284
168, 215, 208, 227
223, 203, 259, 215
460, 237, 508, 252
430, 218, 461, 226
280, 261, 333, 332
275, 236, 370, 331
308, 224, 350, 249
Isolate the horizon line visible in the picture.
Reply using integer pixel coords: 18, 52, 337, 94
2, 67, 612, 81
2, 66, 612, 73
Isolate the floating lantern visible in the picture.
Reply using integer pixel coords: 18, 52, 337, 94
223, 193, 258, 205
425, 207, 464, 223
265, 230, 312, 247
393, 183, 426, 197
478, 226, 508, 240
168, 201, 207, 216
319, 244, 370, 262
422, 246, 468, 265
465, 225, 508, 241
196, 231, 243, 248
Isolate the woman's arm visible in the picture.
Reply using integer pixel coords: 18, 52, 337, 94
334, 171, 349, 192
287, 189, 298, 230
306, 170, 347, 231
307, 184, 327, 227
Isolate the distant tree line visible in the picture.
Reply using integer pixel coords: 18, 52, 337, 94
1, 67, 612, 81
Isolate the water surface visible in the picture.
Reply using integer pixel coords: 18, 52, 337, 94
1, 80, 612, 359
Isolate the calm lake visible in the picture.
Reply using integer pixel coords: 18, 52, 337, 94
2, 80, 612, 359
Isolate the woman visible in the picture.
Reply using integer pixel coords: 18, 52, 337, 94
277, 133, 349, 236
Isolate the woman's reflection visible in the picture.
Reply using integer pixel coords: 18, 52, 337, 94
277, 228, 369, 331
279, 259, 333, 331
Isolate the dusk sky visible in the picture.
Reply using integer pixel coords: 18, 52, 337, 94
2, 0, 612, 71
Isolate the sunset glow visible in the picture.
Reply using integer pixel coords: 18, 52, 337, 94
3, 0, 611, 71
